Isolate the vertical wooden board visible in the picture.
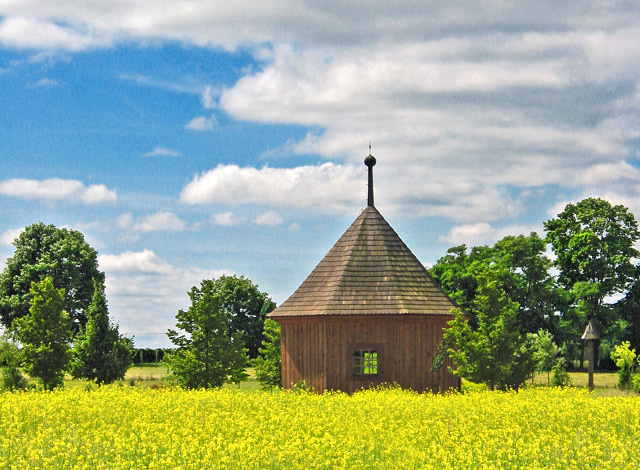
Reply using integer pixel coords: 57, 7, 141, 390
326, 320, 336, 391
341, 320, 350, 393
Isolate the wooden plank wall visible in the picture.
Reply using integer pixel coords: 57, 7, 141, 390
278, 315, 459, 394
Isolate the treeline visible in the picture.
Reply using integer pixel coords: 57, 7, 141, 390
431, 197, 640, 389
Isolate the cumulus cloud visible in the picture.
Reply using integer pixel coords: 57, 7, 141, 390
0, 178, 116, 204
135, 212, 187, 232
212, 212, 246, 227
181, 162, 362, 214
255, 211, 283, 227
98, 249, 231, 347
142, 147, 182, 157
185, 115, 216, 131
0, 228, 23, 246
0, 16, 109, 51
438, 223, 541, 246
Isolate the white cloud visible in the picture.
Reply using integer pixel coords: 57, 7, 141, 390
212, 212, 246, 227
142, 147, 182, 157
99, 249, 173, 274
133, 212, 187, 233
255, 211, 283, 227
98, 249, 232, 347
201, 86, 216, 109
185, 115, 216, 131
0, 16, 109, 51
0, 228, 23, 246
438, 223, 541, 246
32, 77, 61, 87
288, 222, 301, 231
0, 178, 116, 205
181, 162, 362, 213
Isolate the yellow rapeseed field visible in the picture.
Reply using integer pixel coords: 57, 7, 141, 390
1, 386, 639, 469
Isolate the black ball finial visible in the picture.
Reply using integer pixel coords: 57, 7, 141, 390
364, 154, 376, 168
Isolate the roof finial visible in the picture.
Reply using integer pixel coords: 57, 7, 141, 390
364, 147, 376, 207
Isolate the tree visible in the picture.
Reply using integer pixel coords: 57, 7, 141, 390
165, 279, 248, 388
13, 277, 72, 390
253, 318, 281, 389
544, 198, 640, 366
430, 233, 559, 336
206, 275, 276, 359
528, 329, 562, 385
0, 333, 27, 391
71, 281, 133, 384
440, 272, 537, 391
0, 223, 104, 334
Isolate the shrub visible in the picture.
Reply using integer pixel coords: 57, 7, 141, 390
610, 341, 637, 388
551, 360, 572, 388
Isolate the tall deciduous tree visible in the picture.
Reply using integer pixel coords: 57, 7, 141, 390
71, 281, 133, 384
207, 275, 276, 359
165, 279, 248, 389
0, 223, 104, 334
13, 277, 72, 390
544, 198, 640, 365
430, 233, 559, 336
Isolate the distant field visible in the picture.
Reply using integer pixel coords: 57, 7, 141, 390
2, 387, 638, 469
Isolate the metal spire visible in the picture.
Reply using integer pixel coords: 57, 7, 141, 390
364, 147, 376, 207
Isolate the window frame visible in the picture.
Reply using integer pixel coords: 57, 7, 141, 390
350, 344, 383, 378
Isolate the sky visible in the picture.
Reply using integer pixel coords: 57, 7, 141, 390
1, 1, 640, 348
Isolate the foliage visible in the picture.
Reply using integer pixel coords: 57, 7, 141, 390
610, 341, 637, 388
71, 281, 133, 384
528, 329, 562, 385
441, 272, 537, 391
252, 318, 281, 389
165, 279, 248, 388
0, 223, 104, 335
551, 359, 573, 388
544, 198, 640, 363
13, 277, 72, 390
0, 333, 27, 391
2, 387, 640, 468
205, 275, 276, 359
430, 233, 559, 336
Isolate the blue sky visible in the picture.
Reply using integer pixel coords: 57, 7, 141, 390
2, 2, 640, 347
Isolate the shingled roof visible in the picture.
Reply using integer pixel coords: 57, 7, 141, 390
269, 204, 459, 318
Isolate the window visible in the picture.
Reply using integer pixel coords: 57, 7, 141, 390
353, 349, 378, 375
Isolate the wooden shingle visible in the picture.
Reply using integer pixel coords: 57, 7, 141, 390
270, 205, 458, 317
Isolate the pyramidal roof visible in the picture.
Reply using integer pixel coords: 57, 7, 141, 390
270, 155, 458, 318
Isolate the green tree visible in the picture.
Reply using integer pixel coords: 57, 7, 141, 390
528, 329, 562, 385
253, 318, 281, 389
0, 333, 27, 391
544, 198, 640, 366
13, 277, 72, 390
71, 281, 133, 384
430, 233, 559, 336
206, 275, 276, 359
0, 223, 104, 334
440, 272, 537, 391
165, 279, 248, 388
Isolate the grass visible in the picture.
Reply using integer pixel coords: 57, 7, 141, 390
19, 363, 638, 396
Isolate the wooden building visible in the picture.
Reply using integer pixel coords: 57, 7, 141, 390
269, 154, 460, 393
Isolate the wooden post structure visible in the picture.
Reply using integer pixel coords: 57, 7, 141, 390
581, 322, 600, 392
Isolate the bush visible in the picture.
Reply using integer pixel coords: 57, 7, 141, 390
610, 341, 637, 388
551, 360, 572, 388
